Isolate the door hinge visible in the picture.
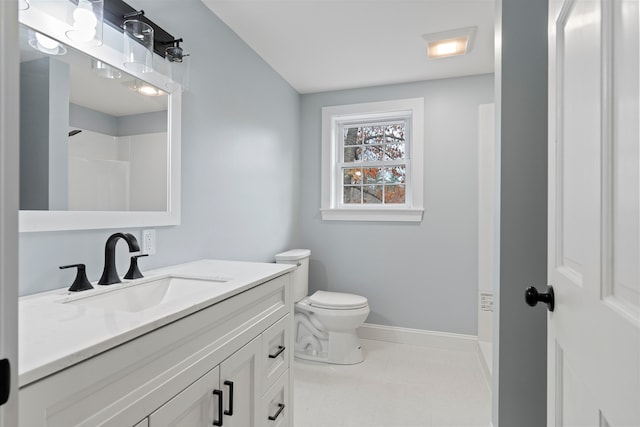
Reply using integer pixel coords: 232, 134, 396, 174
0, 358, 10, 406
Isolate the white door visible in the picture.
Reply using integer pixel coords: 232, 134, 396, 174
220, 336, 262, 427
546, 0, 640, 425
0, 0, 20, 426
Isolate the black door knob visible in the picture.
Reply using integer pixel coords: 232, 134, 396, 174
525, 285, 555, 312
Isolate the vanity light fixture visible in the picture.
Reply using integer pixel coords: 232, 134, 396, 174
164, 38, 190, 90
122, 10, 154, 73
422, 26, 477, 59
164, 39, 188, 63
66, 0, 103, 46
28, 29, 67, 55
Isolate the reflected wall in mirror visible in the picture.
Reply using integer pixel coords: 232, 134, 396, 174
19, 24, 169, 213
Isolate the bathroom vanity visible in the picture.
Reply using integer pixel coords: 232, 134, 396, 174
18, 260, 294, 427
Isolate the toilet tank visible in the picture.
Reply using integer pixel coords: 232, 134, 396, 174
275, 249, 311, 302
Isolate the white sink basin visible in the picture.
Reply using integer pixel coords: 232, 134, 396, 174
63, 275, 230, 313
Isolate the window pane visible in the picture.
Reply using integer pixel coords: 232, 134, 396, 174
343, 168, 362, 184
383, 166, 406, 183
363, 167, 382, 184
363, 185, 383, 204
343, 186, 361, 204
362, 146, 384, 161
362, 126, 384, 145
344, 127, 363, 145
344, 146, 362, 162
384, 123, 405, 142
384, 143, 405, 160
384, 185, 406, 204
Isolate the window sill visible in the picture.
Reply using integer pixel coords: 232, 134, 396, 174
320, 208, 424, 222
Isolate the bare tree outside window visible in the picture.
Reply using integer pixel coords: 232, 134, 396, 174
342, 123, 407, 205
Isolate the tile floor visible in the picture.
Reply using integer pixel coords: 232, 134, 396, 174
293, 339, 491, 427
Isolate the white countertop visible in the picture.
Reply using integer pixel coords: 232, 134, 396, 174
19, 259, 294, 387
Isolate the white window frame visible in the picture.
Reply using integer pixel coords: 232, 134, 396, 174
321, 98, 424, 222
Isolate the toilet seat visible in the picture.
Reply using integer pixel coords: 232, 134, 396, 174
308, 291, 368, 310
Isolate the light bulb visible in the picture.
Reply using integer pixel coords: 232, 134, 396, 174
435, 41, 458, 56
70, 24, 96, 42
35, 32, 60, 50
73, 0, 98, 28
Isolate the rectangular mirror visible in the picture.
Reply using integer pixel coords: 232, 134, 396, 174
18, 7, 181, 232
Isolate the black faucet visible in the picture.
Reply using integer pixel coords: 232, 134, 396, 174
98, 233, 140, 285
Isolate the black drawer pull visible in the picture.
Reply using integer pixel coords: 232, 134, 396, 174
212, 389, 223, 426
224, 380, 234, 416
268, 346, 286, 359
268, 403, 285, 421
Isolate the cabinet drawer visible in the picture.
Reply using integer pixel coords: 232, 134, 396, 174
262, 370, 290, 427
262, 314, 290, 393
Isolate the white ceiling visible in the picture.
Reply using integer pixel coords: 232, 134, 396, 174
202, 0, 496, 94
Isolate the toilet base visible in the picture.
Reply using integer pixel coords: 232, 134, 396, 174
294, 331, 365, 365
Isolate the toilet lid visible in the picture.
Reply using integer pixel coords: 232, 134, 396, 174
308, 291, 368, 309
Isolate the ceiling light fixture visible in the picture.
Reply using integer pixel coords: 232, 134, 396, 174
422, 26, 477, 59
128, 79, 164, 97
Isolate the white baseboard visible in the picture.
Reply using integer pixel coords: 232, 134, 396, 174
357, 323, 478, 352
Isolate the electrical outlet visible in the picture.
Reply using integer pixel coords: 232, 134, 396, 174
142, 229, 156, 255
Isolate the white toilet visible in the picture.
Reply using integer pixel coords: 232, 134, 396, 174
275, 249, 370, 365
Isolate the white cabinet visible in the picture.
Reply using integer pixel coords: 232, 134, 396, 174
149, 367, 220, 426
19, 273, 293, 427
219, 336, 262, 427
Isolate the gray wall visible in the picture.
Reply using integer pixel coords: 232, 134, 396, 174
20, 58, 69, 211
69, 104, 167, 136
300, 75, 494, 335
493, 0, 548, 425
19, 0, 301, 296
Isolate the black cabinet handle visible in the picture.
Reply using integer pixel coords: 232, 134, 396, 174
268, 345, 286, 359
268, 403, 285, 421
0, 359, 10, 406
525, 285, 555, 312
224, 380, 234, 416
212, 389, 223, 426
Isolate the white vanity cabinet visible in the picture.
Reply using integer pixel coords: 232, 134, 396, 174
19, 271, 294, 427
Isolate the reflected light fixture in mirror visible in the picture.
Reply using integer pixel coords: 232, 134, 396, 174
92, 59, 122, 79
66, 0, 103, 46
28, 29, 67, 55
128, 79, 164, 97
123, 11, 154, 73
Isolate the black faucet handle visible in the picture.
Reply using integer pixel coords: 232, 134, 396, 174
60, 264, 93, 292
123, 254, 148, 280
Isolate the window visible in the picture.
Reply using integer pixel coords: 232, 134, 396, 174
321, 98, 424, 222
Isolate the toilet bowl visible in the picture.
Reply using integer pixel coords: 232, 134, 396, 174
275, 249, 370, 365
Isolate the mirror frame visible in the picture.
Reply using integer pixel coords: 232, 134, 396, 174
18, 4, 181, 232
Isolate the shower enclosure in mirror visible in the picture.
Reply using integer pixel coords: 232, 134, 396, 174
20, 25, 168, 213
18, 4, 181, 232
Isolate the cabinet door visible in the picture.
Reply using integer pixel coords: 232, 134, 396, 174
133, 419, 148, 427
149, 366, 221, 426
220, 336, 262, 427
